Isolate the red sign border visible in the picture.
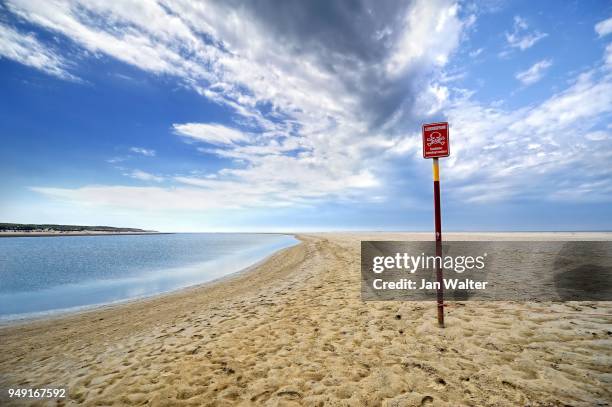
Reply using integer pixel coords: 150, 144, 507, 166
422, 122, 450, 159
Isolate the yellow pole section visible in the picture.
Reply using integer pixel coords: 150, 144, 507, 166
432, 158, 440, 181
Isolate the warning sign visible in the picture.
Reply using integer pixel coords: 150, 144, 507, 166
422, 122, 450, 159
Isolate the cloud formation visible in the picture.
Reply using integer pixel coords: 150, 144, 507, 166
127, 169, 164, 183
173, 123, 249, 146
3, 1, 610, 212
515, 59, 552, 85
595, 17, 612, 37
129, 147, 156, 157
503, 16, 547, 53
0, 21, 77, 80
445, 67, 612, 203
8, 0, 465, 209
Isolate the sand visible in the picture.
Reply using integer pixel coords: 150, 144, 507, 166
0, 232, 611, 406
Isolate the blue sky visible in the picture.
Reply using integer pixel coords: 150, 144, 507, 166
1, 0, 611, 232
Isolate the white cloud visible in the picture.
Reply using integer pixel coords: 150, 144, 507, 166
8, 0, 611, 211
12, 0, 460, 209
585, 130, 609, 141
443, 67, 612, 203
0, 21, 77, 80
33, 160, 380, 210
31, 186, 229, 210
129, 147, 156, 157
106, 157, 125, 164
126, 170, 164, 183
595, 17, 612, 37
414, 82, 450, 115
469, 47, 483, 57
515, 59, 552, 85
385, 0, 463, 75
7, 0, 464, 214
504, 15, 547, 52
173, 123, 250, 146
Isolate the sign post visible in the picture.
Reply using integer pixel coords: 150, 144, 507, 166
422, 122, 450, 328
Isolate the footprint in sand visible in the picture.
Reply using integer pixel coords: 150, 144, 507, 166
421, 395, 434, 405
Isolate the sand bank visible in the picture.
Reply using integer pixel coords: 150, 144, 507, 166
1, 233, 611, 406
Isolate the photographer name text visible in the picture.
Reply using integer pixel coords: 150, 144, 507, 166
372, 278, 488, 290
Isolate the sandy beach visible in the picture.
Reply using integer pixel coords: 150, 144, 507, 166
1, 232, 611, 406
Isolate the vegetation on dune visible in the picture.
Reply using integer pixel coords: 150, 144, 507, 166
0, 223, 154, 233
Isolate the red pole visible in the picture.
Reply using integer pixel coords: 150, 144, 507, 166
433, 158, 445, 328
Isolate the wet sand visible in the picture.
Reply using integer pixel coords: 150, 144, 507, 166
1, 233, 611, 406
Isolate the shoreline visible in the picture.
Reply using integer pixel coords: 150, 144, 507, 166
0, 235, 300, 327
0, 231, 169, 238
1, 231, 609, 329
1, 232, 610, 405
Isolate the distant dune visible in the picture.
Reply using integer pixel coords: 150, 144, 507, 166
0, 223, 158, 237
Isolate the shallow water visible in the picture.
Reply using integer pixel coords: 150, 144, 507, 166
0, 233, 298, 321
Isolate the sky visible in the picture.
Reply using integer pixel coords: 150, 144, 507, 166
0, 0, 611, 232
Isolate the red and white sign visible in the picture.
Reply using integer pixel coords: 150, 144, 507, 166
422, 122, 450, 159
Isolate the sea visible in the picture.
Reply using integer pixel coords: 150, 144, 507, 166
0, 233, 298, 322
